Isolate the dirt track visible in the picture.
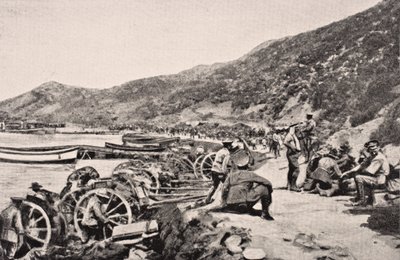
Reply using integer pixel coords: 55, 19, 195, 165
209, 153, 400, 260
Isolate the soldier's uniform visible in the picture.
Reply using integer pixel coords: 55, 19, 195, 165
222, 169, 273, 220
302, 114, 317, 161
351, 140, 390, 206
284, 127, 301, 191
0, 198, 24, 259
81, 189, 110, 241
205, 141, 232, 204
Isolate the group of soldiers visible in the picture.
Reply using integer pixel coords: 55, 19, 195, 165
303, 139, 400, 207
202, 112, 399, 223
1, 112, 399, 258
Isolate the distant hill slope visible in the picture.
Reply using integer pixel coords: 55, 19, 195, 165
0, 0, 399, 135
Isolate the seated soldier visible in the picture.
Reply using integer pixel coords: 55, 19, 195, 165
336, 143, 355, 171
28, 182, 59, 215
341, 140, 390, 207
220, 151, 274, 220
302, 149, 343, 196
384, 160, 400, 199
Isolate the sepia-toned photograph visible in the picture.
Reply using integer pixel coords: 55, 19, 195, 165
0, 0, 399, 259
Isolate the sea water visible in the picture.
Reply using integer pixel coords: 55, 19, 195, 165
0, 133, 121, 209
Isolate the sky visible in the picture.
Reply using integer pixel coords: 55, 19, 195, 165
0, 0, 381, 101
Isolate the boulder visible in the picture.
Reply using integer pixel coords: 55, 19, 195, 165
242, 247, 266, 260
224, 234, 243, 253
125, 249, 147, 260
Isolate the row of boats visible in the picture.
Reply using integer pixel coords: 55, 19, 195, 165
0, 134, 181, 164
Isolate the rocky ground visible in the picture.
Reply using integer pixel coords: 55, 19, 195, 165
194, 153, 400, 260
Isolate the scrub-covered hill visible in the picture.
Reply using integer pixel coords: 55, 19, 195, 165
0, 0, 399, 141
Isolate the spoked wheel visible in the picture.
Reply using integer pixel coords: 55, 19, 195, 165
129, 169, 160, 195
200, 153, 216, 180
167, 157, 196, 179
58, 188, 86, 224
112, 171, 137, 191
112, 160, 146, 174
74, 189, 133, 241
21, 201, 52, 250
194, 154, 206, 178
180, 157, 196, 178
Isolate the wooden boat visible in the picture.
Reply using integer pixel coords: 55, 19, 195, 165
0, 146, 79, 164
122, 134, 180, 146
105, 142, 167, 152
0, 145, 76, 152
6, 128, 56, 135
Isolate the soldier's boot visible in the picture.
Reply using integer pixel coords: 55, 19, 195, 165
260, 196, 274, 221
353, 179, 361, 202
352, 183, 368, 207
366, 186, 376, 206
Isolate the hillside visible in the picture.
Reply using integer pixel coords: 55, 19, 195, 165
0, 0, 399, 139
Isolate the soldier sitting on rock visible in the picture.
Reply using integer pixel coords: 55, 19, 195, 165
341, 140, 390, 207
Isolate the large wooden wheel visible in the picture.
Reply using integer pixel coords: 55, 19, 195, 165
194, 154, 206, 178
74, 188, 133, 241
200, 153, 216, 180
129, 168, 160, 195
21, 201, 52, 250
58, 188, 87, 224
112, 160, 146, 174
112, 171, 137, 192
167, 156, 196, 178
113, 167, 160, 195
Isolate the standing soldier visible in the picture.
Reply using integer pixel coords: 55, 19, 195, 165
284, 125, 302, 192
271, 129, 281, 159
0, 197, 24, 259
301, 113, 317, 162
205, 140, 234, 204
81, 189, 110, 241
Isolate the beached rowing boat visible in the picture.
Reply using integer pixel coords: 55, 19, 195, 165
0, 146, 79, 164
105, 142, 167, 152
122, 134, 180, 146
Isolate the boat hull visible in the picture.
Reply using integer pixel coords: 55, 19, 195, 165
0, 147, 79, 164
105, 142, 166, 152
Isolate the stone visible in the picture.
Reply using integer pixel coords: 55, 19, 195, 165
282, 233, 292, 242
293, 233, 319, 250
242, 247, 266, 260
125, 249, 147, 260
226, 244, 243, 254
225, 235, 242, 247
224, 234, 243, 254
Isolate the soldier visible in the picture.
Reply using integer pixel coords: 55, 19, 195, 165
341, 140, 390, 207
336, 143, 355, 171
301, 113, 317, 162
81, 189, 110, 241
221, 152, 274, 220
283, 125, 302, 191
205, 140, 234, 204
29, 182, 51, 202
271, 129, 281, 159
309, 155, 343, 197
0, 197, 24, 259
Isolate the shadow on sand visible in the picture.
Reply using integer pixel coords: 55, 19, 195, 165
347, 205, 400, 236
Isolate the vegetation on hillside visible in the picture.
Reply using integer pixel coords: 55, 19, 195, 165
0, 0, 399, 143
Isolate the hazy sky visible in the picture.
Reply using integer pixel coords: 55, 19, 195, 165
0, 0, 380, 101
